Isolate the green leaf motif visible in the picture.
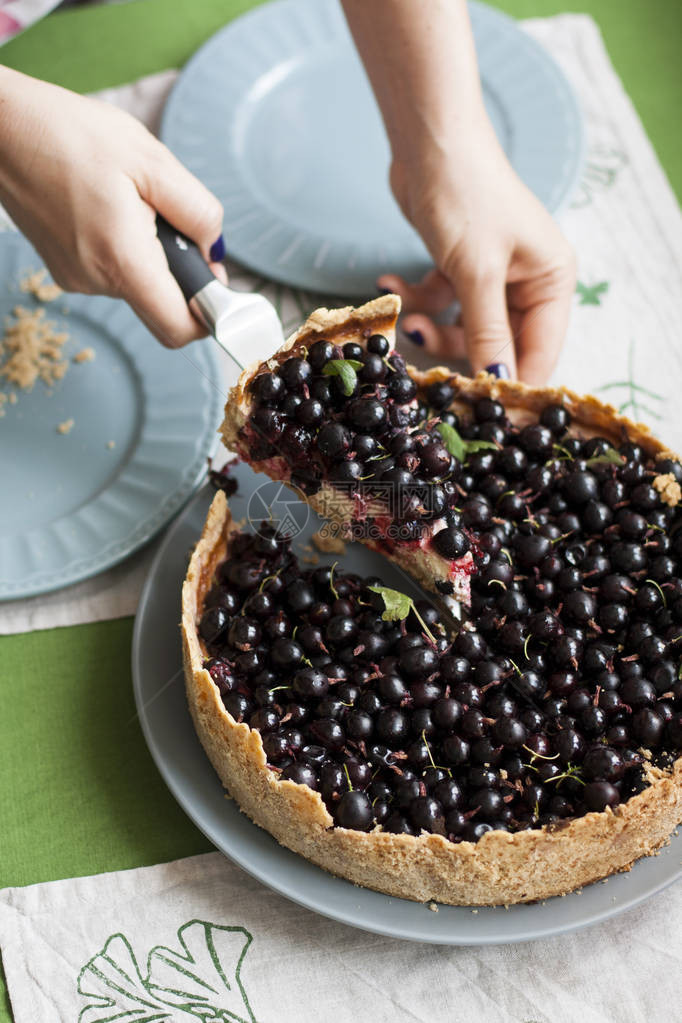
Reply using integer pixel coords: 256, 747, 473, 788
368, 584, 436, 643
322, 358, 363, 396
576, 280, 609, 306
595, 339, 664, 424
585, 448, 624, 468
437, 422, 466, 462
368, 584, 413, 622
78, 920, 258, 1023
437, 422, 496, 463
464, 439, 499, 455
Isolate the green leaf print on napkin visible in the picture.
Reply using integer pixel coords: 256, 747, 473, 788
78, 919, 258, 1023
576, 280, 609, 305
570, 144, 628, 208
596, 339, 664, 422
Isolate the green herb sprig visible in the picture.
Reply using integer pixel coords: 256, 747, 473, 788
437, 421, 497, 463
368, 584, 436, 644
322, 358, 363, 396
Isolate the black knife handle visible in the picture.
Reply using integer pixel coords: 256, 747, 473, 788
156, 214, 215, 303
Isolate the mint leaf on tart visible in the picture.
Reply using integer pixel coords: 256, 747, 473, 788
586, 447, 625, 467
322, 358, 363, 396
437, 422, 497, 463
368, 584, 436, 643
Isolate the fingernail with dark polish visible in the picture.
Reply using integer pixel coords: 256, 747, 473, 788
485, 362, 510, 379
406, 330, 424, 347
377, 286, 392, 296
210, 235, 226, 262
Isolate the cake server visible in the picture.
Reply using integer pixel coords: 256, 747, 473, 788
156, 215, 284, 371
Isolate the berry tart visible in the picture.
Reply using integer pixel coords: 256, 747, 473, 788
182, 296, 682, 906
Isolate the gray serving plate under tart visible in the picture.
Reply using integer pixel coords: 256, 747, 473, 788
132, 464, 682, 945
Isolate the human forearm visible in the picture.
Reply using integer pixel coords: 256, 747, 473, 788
341, 0, 489, 165
342, 1, 575, 384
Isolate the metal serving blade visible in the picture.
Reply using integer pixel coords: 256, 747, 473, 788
190, 279, 284, 372
156, 216, 284, 371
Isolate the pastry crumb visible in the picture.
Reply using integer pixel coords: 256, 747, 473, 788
106, 440, 116, 450
20, 268, 63, 302
653, 472, 681, 507
471, 909, 478, 914
312, 530, 348, 555
73, 346, 95, 364
56, 418, 74, 435
427, 901, 439, 912
1, 306, 68, 390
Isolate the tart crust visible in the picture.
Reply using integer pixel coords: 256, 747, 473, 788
221, 295, 679, 603
182, 295, 682, 906
183, 490, 682, 906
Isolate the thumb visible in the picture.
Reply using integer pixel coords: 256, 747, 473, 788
138, 139, 224, 263
455, 265, 517, 379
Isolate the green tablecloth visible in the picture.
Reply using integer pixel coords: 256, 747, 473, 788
1, 1, 680, 1017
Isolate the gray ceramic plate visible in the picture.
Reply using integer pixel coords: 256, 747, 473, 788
132, 466, 682, 945
0, 232, 223, 599
161, 0, 584, 296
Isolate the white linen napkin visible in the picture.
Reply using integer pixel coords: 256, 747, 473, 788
2, 849, 681, 1023
2, 12, 682, 637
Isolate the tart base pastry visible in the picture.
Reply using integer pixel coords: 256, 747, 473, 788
183, 490, 682, 906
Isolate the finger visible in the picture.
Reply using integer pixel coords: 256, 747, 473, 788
120, 245, 208, 348
377, 268, 455, 315
210, 261, 228, 286
457, 268, 517, 379
401, 313, 467, 361
515, 294, 572, 385
138, 140, 224, 263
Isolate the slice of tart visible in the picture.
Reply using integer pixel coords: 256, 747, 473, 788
221, 295, 478, 603
182, 300, 682, 906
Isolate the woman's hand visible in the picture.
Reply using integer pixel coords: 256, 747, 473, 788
342, 0, 576, 384
0, 67, 225, 347
382, 124, 576, 384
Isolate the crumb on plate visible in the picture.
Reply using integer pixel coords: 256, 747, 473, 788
20, 268, 63, 303
1, 306, 69, 391
56, 418, 74, 435
312, 530, 348, 555
73, 346, 95, 364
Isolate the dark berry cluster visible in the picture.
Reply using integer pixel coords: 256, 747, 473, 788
200, 401, 682, 839
243, 337, 473, 548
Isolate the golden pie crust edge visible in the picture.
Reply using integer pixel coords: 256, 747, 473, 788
181, 294, 682, 906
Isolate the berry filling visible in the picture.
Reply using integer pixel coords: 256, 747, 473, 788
236, 338, 483, 595
200, 399, 682, 839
